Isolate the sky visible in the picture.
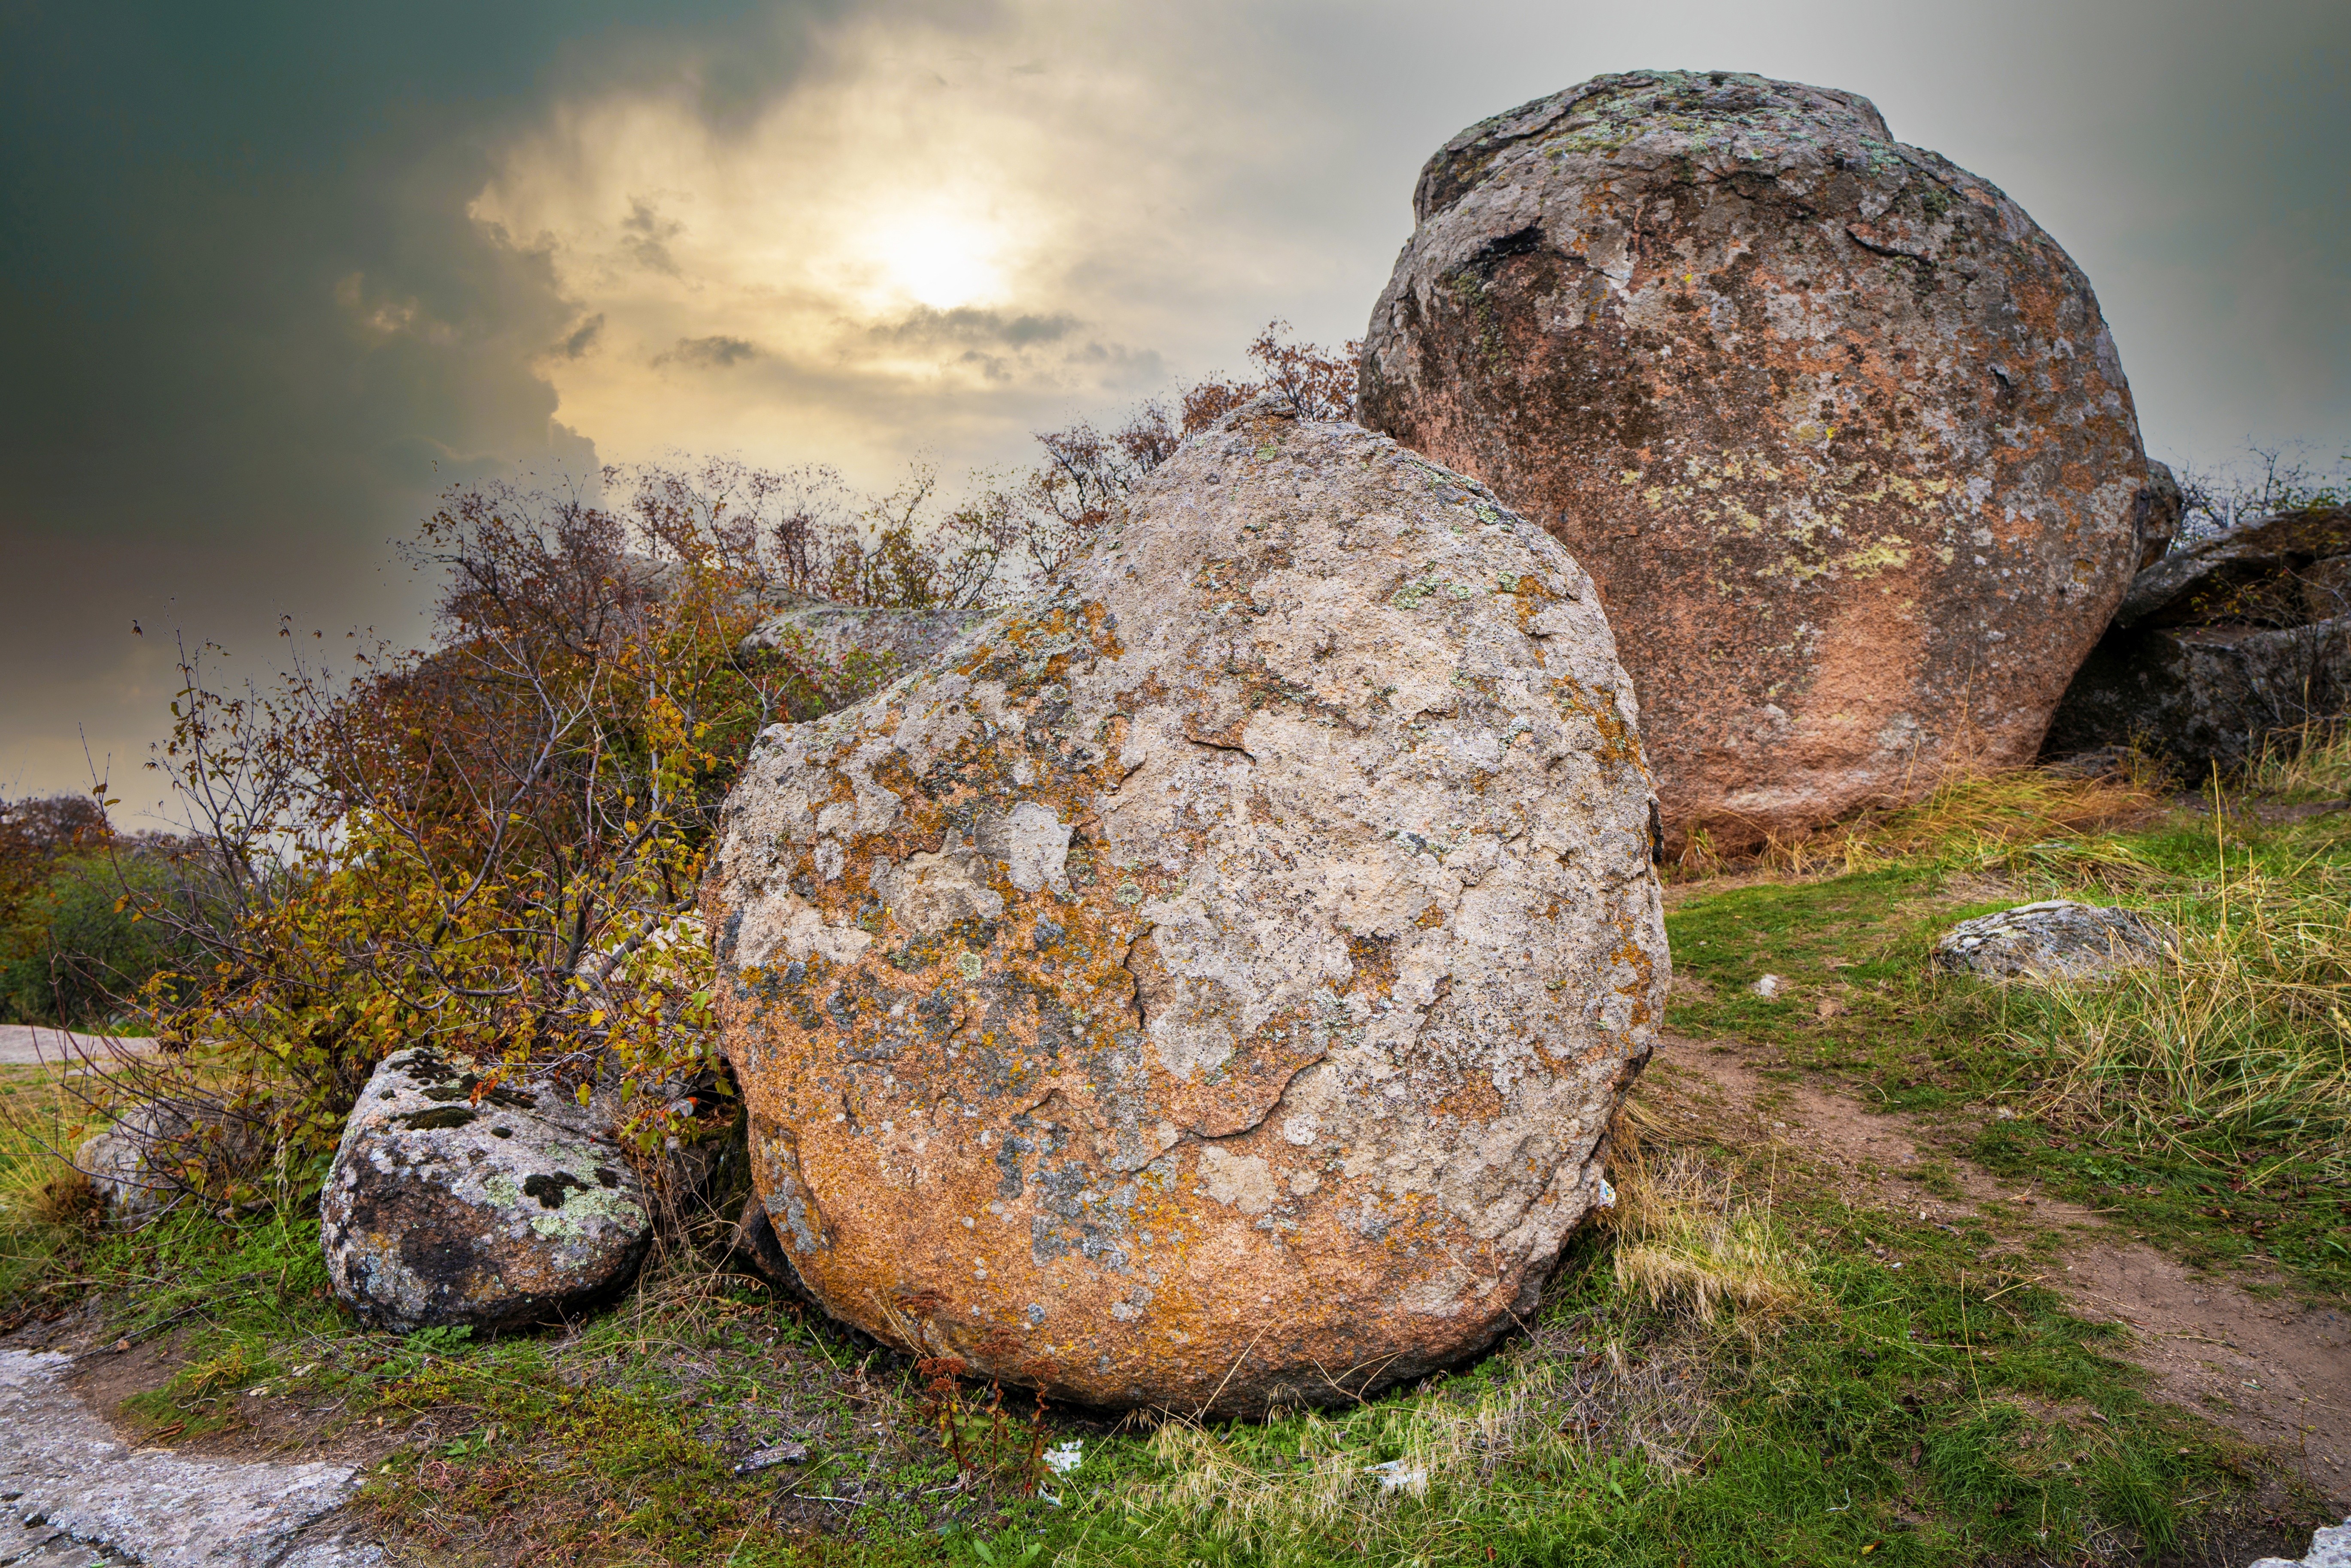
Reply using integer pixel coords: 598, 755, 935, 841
3, 0, 2345, 811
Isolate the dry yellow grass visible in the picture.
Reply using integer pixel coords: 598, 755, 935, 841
1603, 1112, 1810, 1340
2014, 855, 2351, 1181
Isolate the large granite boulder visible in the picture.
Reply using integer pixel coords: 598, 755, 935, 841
2044, 507, 2351, 772
1360, 70, 2161, 853
703, 399, 1668, 1415
321, 1047, 652, 1334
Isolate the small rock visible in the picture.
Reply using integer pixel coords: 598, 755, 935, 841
1931, 900, 2172, 982
1751, 974, 1783, 999
733, 1441, 809, 1474
75, 1100, 264, 1226
2248, 1515, 2351, 1568
320, 1047, 652, 1335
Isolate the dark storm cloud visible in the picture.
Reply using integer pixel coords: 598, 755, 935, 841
0, 0, 872, 803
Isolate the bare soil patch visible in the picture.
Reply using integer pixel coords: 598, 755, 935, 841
1638, 1031, 2351, 1502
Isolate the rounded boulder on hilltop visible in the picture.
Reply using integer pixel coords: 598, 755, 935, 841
1361, 70, 2166, 854
702, 399, 1668, 1416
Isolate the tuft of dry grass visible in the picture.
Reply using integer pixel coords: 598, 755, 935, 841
1672, 765, 2166, 882
1814, 766, 2162, 873
1604, 1115, 1810, 1340
2245, 717, 2351, 801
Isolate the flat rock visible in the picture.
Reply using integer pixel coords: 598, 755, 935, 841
1360, 70, 2162, 853
0, 1349, 375, 1566
1932, 900, 2171, 981
2113, 506, 2351, 631
320, 1047, 652, 1334
703, 398, 1668, 1415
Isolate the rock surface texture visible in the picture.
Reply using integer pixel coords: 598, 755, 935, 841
321, 1047, 651, 1334
0, 1349, 379, 1566
704, 401, 1668, 1415
2250, 1517, 2351, 1568
2044, 507, 2351, 772
1360, 70, 2160, 853
1932, 900, 2172, 982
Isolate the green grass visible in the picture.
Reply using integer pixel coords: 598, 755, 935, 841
3, 763, 2345, 1563
0, 1128, 2293, 1567
1665, 772, 2351, 1297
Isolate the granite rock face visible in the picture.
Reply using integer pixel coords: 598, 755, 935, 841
0, 1348, 372, 1566
321, 1047, 652, 1334
1932, 900, 2171, 981
2045, 507, 2351, 772
1361, 70, 2159, 853
704, 399, 1668, 1415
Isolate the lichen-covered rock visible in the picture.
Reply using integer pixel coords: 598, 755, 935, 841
1932, 900, 2171, 981
1360, 70, 2160, 853
703, 399, 1668, 1415
321, 1047, 651, 1334
2044, 507, 2351, 772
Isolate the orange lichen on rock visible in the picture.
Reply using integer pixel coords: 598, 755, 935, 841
703, 400, 1668, 1415
1361, 70, 2175, 853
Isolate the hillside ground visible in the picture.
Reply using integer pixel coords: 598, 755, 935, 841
3, 736, 2348, 1568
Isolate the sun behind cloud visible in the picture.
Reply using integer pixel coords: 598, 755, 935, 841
857, 202, 1011, 310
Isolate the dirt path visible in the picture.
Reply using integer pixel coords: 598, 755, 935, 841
1639, 1033, 2351, 1498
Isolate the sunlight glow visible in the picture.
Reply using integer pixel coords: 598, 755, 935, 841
862, 207, 1006, 309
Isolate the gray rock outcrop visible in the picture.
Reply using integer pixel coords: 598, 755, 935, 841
74, 1099, 263, 1227
2250, 1517, 2351, 1568
320, 1047, 651, 1334
1932, 900, 2172, 981
2045, 507, 2351, 772
1359, 70, 2160, 853
703, 398, 1668, 1415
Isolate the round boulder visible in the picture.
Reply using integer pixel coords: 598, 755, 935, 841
704, 399, 1668, 1415
322, 1047, 652, 1334
1361, 70, 2164, 853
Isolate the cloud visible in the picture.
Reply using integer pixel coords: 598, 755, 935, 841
870, 307, 1080, 347
620, 198, 686, 276
556, 313, 606, 359
657, 334, 762, 368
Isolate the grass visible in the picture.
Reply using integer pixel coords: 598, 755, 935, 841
1666, 760, 2351, 1295
1, 756, 2346, 1563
